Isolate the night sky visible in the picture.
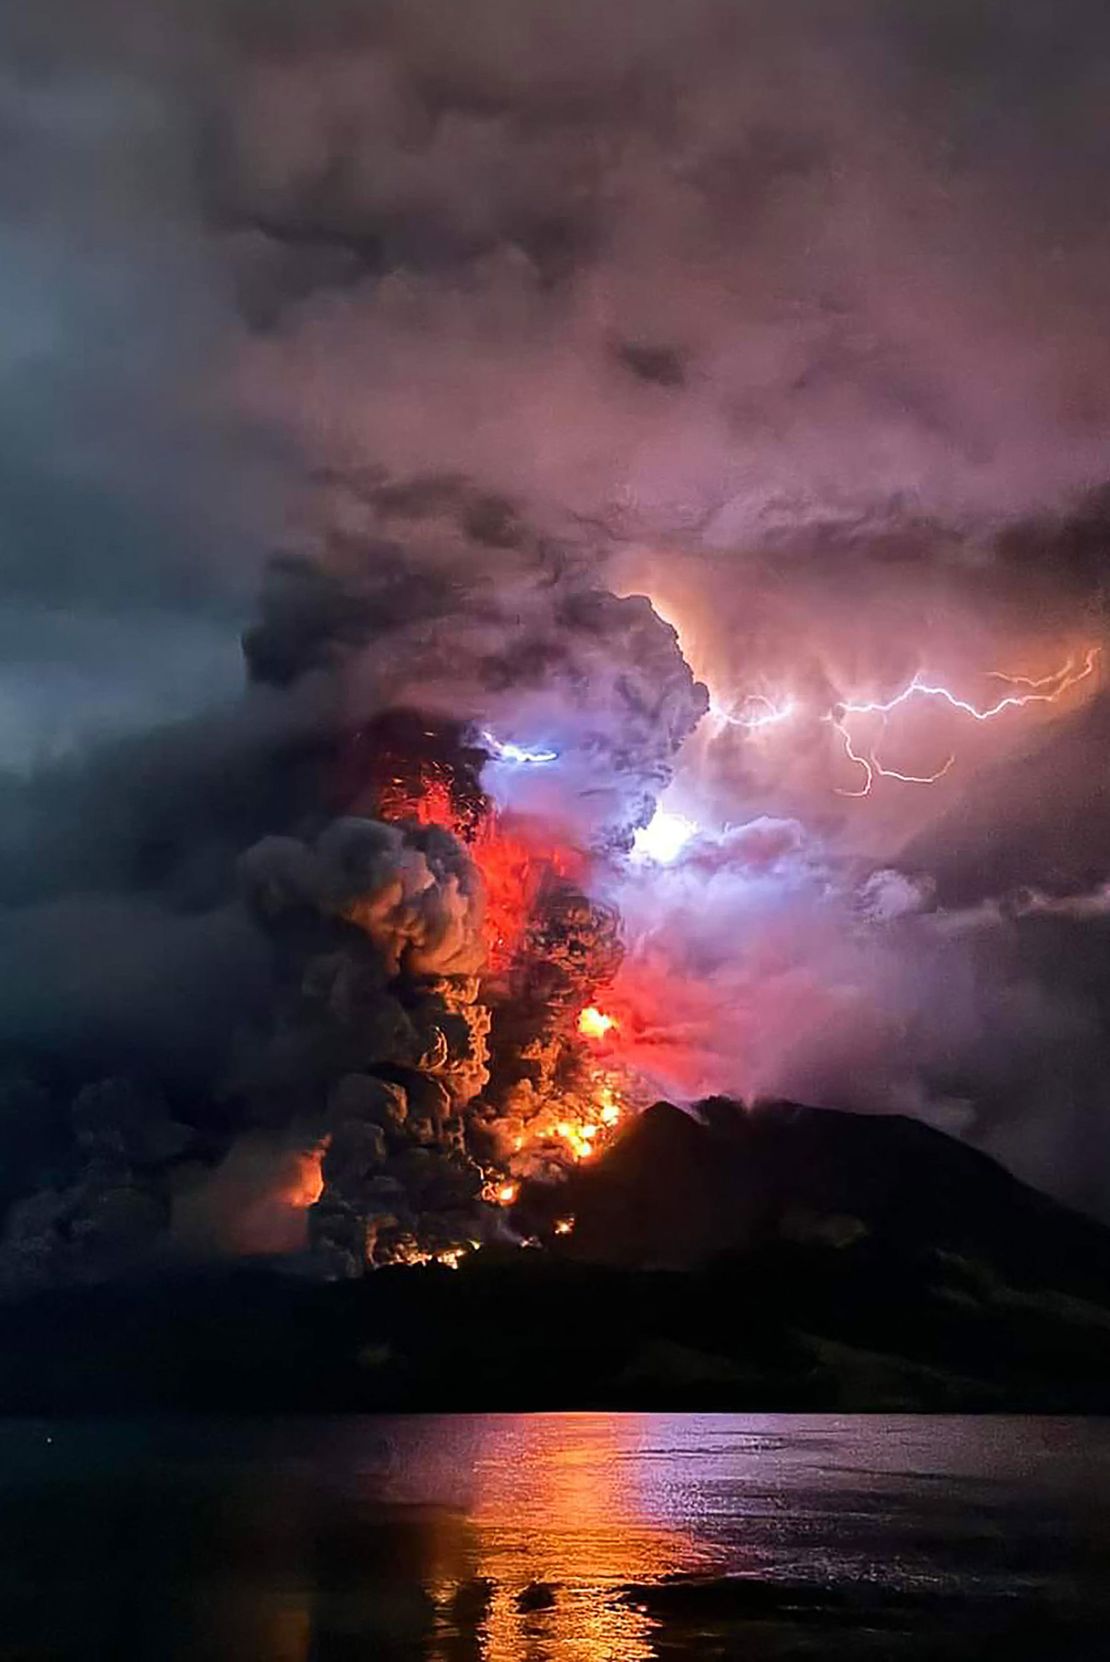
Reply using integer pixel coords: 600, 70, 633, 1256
3, 0, 1110, 1271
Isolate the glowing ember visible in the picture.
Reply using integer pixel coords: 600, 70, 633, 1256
631, 808, 698, 864
471, 816, 586, 970
496, 1181, 518, 1206
531, 1074, 627, 1163
394, 1244, 472, 1269
578, 1005, 618, 1040
553, 1217, 575, 1235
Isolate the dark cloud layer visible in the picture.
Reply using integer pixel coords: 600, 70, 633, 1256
3, 0, 1110, 1263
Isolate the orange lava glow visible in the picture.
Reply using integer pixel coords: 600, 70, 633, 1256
469, 815, 586, 970
394, 1243, 475, 1269
375, 770, 460, 833
281, 1143, 327, 1209
508, 1073, 628, 1170
578, 1005, 618, 1040
486, 1180, 518, 1207
376, 764, 586, 971
371, 759, 635, 1210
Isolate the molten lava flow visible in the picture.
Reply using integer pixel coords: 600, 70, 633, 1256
578, 1005, 618, 1040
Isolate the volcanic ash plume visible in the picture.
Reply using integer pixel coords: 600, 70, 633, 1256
234, 816, 491, 1272
223, 558, 707, 1269
226, 573, 706, 1274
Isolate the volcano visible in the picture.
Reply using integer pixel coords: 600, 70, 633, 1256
3, 1096, 1110, 1414
547, 1097, 1110, 1286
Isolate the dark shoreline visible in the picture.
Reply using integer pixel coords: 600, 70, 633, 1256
3, 1249, 1110, 1415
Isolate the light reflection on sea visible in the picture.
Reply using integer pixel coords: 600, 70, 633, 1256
0, 1415, 1108, 1660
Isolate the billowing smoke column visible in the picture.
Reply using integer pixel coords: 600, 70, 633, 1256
220, 564, 705, 1274
238, 815, 490, 1271
229, 566, 708, 1271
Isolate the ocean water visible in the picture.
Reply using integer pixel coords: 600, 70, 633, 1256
0, 1415, 1107, 1660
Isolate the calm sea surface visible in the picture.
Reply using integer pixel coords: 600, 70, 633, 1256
0, 1415, 1107, 1660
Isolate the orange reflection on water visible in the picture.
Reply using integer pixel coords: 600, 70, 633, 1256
423, 1414, 709, 1662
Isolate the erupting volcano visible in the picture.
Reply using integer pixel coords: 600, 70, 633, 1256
199, 578, 709, 1277
8, 0, 1110, 1299
225, 582, 1103, 1279
0, 546, 1103, 1289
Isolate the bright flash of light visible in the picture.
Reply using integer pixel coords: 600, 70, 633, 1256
631, 808, 698, 863
710, 693, 798, 731
829, 646, 1100, 797
578, 1005, 618, 1040
553, 1217, 575, 1235
480, 731, 559, 766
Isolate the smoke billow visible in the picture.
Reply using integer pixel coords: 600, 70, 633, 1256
3, 0, 1110, 1280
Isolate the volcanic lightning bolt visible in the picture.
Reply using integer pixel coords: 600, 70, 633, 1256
827, 646, 1101, 797
710, 693, 797, 731
480, 731, 560, 766
705, 645, 1100, 799
837, 647, 1100, 726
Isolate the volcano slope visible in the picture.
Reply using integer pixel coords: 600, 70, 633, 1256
2, 1099, 1110, 1411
